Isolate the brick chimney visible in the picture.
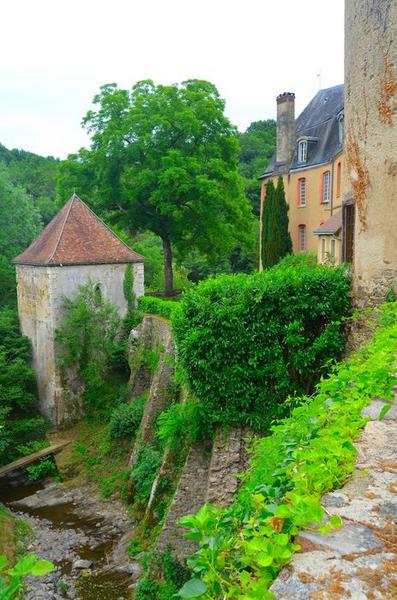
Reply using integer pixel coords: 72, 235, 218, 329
276, 92, 296, 166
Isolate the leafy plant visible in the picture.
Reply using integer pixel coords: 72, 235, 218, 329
176, 302, 397, 598
109, 395, 146, 440
132, 443, 163, 503
138, 296, 181, 320
173, 264, 351, 431
157, 401, 206, 449
25, 458, 58, 481
0, 553, 54, 599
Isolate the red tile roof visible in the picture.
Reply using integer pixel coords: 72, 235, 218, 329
14, 194, 144, 266
313, 210, 342, 235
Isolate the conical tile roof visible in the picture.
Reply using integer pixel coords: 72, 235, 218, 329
14, 194, 144, 266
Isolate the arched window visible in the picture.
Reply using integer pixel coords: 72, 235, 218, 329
338, 111, 344, 146
94, 283, 103, 306
298, 224, 307, 252
298, 140, 307, 163
322, 171, 331, 203
298, 177, 306, 207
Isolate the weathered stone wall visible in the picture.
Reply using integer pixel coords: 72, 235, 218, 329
345, 0, 397, 306
16, 262, 144, 425
155, 428, 248, 561
128, 315, 176, 472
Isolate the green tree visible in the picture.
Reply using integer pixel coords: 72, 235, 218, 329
238, 120, 276, 217
58, 80, 254, 295
262, 176, 292, 268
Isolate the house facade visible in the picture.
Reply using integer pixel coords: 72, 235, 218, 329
259, 86, 344, 263
14, 194, 144, 425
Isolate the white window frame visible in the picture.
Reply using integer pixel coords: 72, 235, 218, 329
299, 224, 306, 252
298, 140, 307, 163
298, 178, 306, 207
322, 171, 331, 203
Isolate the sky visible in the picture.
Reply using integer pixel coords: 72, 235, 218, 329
0, 0, 344, 159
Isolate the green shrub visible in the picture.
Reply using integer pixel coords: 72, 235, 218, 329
25, 458, 58, 481
109, 396, 146, 440
157, 401, 206, 448
272, 251, 317, 269
178, 302, 397, 599
138, 296, 180, 320
132, 443, 163, 503
173, 265, 351, 431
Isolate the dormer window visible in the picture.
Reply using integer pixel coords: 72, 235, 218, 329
298, 140, 307, 163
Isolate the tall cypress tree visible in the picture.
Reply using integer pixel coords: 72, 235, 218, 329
262, 176, 292, 268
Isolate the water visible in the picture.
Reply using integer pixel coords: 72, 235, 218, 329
0, 474, 133, 599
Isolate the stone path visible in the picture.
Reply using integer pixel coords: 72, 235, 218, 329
270, 398, 397, 599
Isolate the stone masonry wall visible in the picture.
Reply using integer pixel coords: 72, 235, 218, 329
16, 261, 144, 425
345, 0, 397, 306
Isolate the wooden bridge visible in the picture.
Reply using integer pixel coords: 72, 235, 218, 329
0, 441, 70, 477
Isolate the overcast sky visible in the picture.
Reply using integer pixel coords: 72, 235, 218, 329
0, 0, 344, 159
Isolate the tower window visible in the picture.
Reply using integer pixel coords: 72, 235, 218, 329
298, 178, 306, 207
298, 140, 307, 163
322, 171, 331, 203
298, 224, 307, 251
338, 111, 344, 146
336, 162, 342, 197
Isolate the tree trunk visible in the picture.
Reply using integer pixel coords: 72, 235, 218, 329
161, 235, 174, 296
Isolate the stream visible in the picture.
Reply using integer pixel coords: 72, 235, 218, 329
0, 473, 139, 599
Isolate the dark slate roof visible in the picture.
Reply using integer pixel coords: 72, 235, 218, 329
313, 210, 342, 235
260, 84, 344, 178
14, 194, 144, 266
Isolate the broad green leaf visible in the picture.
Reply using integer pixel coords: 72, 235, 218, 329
176, 578, 207, 598
0, 555, 8, 572
30, 559, 54, 576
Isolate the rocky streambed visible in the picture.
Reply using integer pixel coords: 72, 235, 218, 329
0, 476, 141, 599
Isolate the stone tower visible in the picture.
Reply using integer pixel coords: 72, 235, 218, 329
345, 1, 397, 305
14, 194, 144, 425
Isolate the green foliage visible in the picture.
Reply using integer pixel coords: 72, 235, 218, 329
178, 302, 397, 598
58, 79, 254, 294
157, 402, 205, 449
109, 396, 146, 440
238, 120, 276, 217
0, 553, 54, 599
136, 550, 190, 600
273, 252, 317, 270
173, 265, 351, 431
56, 281, 129, 413
139, 296, 181, 320
132, 443, 163, 503
0, 165, 42, 261
262, 177, 292, 269
0, 308, 48, 466
25, 458, 58, 481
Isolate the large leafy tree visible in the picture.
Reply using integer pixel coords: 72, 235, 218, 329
262, 176, 292, 268
58, 80, 254, 294
238, 120, 276, 216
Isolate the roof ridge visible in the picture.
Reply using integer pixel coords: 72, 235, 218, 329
72, 195, 144, 260
47, 195, 76, 263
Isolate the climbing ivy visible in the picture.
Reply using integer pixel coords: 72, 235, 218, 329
177, 302, 397, 598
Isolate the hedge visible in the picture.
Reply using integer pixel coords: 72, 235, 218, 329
138, 296, 180, 320
173, 265, 351, 430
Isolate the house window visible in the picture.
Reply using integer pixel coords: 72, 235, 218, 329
338, 112, 344, 146
298, 178, 306, 207
298, 224, 306, 252
331, 238, 336, 258
342, 200, 355, 262
321, 238, 326, 261
322, 171, 331, 203
298, 140, 307, 163
336, 162, 342, 197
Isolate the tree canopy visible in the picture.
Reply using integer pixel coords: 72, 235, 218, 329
58, 80, 255, 294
